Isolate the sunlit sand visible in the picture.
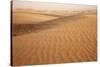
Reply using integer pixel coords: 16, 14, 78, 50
12, 1, 97, 66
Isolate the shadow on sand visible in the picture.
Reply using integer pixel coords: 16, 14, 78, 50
12, 14, 87, 36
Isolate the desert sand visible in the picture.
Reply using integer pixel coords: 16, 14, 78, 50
12, 10, 97, 66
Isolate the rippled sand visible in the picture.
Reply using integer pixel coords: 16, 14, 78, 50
12, 12, 97, 66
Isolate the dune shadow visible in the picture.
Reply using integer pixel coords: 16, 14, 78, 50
12, 14, 87, 37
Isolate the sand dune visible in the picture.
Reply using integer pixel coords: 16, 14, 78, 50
13, 12, 58, 24
13, 13, 86, 36
12, 11, 97, 65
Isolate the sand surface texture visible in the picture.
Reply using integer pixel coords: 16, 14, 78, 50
12, 5, 97, 66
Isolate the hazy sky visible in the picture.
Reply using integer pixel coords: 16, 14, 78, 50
13, 0, 97, 5
13, 0, 96, 10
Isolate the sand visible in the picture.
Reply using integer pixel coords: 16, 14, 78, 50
13, 12, 58, 24
12, 11, 97, 66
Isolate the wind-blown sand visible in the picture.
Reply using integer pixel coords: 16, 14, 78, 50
12, 11, 97, 66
